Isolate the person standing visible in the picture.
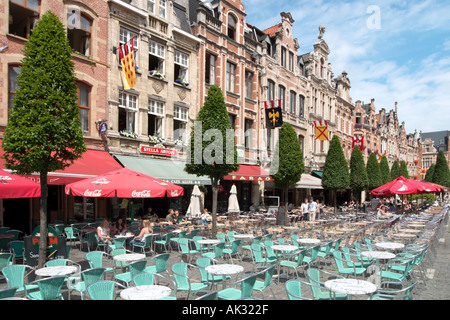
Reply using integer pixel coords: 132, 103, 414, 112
308, 197, 318, 221
301, 198, 309, 221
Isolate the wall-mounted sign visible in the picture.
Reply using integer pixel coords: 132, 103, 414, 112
140, 146, 177, 157
99, 122, 108, 134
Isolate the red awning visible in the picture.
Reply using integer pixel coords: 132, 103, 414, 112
223, 165, 273, 181
0, 148, 123, 185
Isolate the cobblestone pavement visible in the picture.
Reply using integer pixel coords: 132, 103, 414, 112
1, 206, 448, 301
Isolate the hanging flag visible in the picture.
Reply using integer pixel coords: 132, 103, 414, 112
314, 120, 329, 141
352, 135, 364, 152
119, 37, 136, 90
376, 150, 386, 162
419, 167, 427, 176
265, 100, 283, 129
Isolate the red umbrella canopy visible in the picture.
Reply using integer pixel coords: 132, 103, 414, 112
371, 176, 419, 196
0, 169, 41, 199
408, 179, 441, 193
65, 168, 184, 198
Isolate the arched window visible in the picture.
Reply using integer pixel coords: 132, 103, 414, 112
227, 14, 237, 40
67, 9, 92, 56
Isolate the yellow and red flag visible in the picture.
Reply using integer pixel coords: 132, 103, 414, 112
119, 38, 136, 90
419, 167, 427, 176
376, 150, 386, 162
314, 120, 329, 141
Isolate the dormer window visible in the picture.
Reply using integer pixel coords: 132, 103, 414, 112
227, 14, 237, 40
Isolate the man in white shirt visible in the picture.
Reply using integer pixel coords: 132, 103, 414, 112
308, 198, 318, 221
301, 198, 309, 221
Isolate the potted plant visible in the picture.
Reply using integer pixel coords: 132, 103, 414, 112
149, 70, 165, 79
175, 78, 189, 87
119, 130, 137, 139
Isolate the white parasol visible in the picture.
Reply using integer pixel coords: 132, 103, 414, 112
227, 184, 240, 213
186, 185, 203, 218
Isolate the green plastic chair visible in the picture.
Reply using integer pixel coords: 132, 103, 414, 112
80, 232, 96, 252
0, 287, 18, 299
0, 227, 10, 235
202, 242, 225, 260
0, 252, 14, 271
279, 249, 307, 280
217, 273, 258, 300
86, 251, 115, 279
108, 237, 126, 251
303, 245, 321, 267
114, 259, 147, 287
342, 247, 373, 268
316, 240, 334, 265
170, 231, 187, 251
307, 268, 349, 300
216, 233, 227, 243
64, 227, 78, 246
70, 267, 106, 300
333, 251, 366, 277
196, 258, 229, 288
253, 264, 276, 299
172, 262, 209, 300
179, 238, 200, 263
131, 272, 177, 300
227, 231, 236, 242
285, 279, 312, 300
85, 280, 126, 300
1, 265, 38, 295
377, 258, 414, 284
132, 235, 154, 255
95, 234, 109, 252
185, 229, 199, 239
6, 230, 20, 241
242, 236, 262, 253
143, 253, 170, 278
154, 233, 172, 252
26, 276, 66, 300
222, 239, 242, 263
369, 281, 417, 300
54, 224, 65, 236
250, 243, 277, 270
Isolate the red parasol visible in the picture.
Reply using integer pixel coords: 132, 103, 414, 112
64, 168, 183, 198
0, 169, 41, 198
408, 179, 442, 194
371, 176, 419, 196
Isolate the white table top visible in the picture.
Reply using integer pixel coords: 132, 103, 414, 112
374, 242, 405, 250
271, 245, 298, 251
233, 234, 254, 239
115, 233, 134, 238
297, 238, 321, 244
361, 251, 396, 260
325, 279, 378, 295
113, 253, 146, 262
36, 266, 78, 277
197, 239, 221, 245
205, 264, 244, 276
120, 285, 171, 300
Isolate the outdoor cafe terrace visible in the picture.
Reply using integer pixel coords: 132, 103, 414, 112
0, 202, 448, 301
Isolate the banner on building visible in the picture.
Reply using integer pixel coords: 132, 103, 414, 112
420, 167, 427, 176
119, 37, 136, 90
314, 120, 329, 141
265, 100, 283, 129
376, 150, 386, 162
352, 135, 364, 152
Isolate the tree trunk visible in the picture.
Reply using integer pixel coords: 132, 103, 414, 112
38, 170, 48, 268
333, 190, 337, 216
211, 177, 218, 237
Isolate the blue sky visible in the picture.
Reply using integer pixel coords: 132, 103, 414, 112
243, 0, 450, 133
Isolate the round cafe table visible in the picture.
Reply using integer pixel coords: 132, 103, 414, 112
233, 234, 254, 240
205, 264, 244, 289
374, 242, 404, 251
297, 238, 321, 246
120, 285, 171, 300
325, 279, 377, 299
35, 266, 78, 278
361, 250, 396, 261
113, 253, 146, 263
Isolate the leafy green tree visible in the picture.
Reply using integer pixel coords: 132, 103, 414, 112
185, 85, 239, 235
2, 12, 86, 267
349, 146, 368, 202
270, 123, 304, 224
322, 135, 349, 213
379, 156, 392, 184
366, 152, 382, 191
433, 150, 450, 187
391, 161, 400, 180
399, 160, 410, 179
424, 164, 435, 182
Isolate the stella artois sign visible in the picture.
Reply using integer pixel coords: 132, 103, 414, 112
140, 146, 177, 157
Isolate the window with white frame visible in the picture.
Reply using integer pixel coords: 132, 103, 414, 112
174, 105, 188, 141
205, 53, 216, 85
245, 71, 253, 99
298, 94, 305, 118
159, 0, 166, 19
148, 0, 155, 14
278, 85, 285, 110
149, 40, 165, 75
174, 50, 189, 84
118, 92, 137, 135
119, 27, 139, 68
67, 9, 92, 56
77, 82, 90, 135
8, 65, 21, 115
289, 52, 294, 72
148, 99, 164, 137
289, 91, 296, 114
226, 62, 236, 93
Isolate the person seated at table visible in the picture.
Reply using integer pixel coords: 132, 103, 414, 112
165, 209, 175, 224
377, 203, 387, 217
389, 202, 397, 213
97, 219, 112, 246
130, 220, 154, 250
112, 216, 127, 236
200, 208, 211, 227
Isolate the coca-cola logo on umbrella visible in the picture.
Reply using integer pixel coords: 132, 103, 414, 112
131, 190, 151, 197
84, 189, 102, 197
0, 176, 12, 184
91, 178, 111, 186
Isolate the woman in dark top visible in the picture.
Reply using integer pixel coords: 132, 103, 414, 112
113, 216, 127, 235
